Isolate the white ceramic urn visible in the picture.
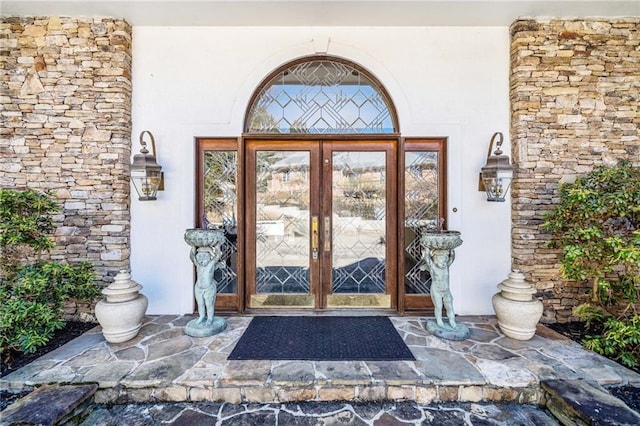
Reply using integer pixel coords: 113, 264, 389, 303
492, 270, 543, 340
95, 270, 148, 343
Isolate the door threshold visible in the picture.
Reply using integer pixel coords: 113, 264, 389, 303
240, 308, 399, 317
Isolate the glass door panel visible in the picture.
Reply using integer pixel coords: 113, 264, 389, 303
249, 147, 317, 308
325, 145, 395, 308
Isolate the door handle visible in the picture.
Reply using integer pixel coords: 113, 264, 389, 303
324, 216, 331, 252
311, 216, 319, 260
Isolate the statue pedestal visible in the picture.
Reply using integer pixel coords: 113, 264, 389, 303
184, 228, 227, 338
426, 320, 470, 341
185, 316, 227, 338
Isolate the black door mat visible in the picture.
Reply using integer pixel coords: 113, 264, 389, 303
227, 316, 415, 361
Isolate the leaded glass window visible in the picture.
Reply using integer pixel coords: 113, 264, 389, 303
246, 57, 397, 134
404, 151, 439, 295
203, 151, 238, 294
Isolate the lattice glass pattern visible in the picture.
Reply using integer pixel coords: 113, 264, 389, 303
247, 60, 395, 134
404, 151, 439, 294
203, 151, 238, 294
332, 152, 386, 294
255, 151, 311, 294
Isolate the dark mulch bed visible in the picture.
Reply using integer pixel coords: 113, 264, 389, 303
610, 386, 640, 413
1, 321, 97, 411
1, 321, 98, 378
546, 321, 591, 344
547, 321, 640, 412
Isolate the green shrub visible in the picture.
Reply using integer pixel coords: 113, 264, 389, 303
1, 261, 100, 355
0, 189, 58, 276
543, 161, 640, 368
0, 189, 100, 359
581, 315, 640, 368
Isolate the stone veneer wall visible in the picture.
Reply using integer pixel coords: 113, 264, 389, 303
0, 17, 132, 307
510, 19, 640, 322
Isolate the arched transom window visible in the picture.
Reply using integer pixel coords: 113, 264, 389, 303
245, 56, 398, 134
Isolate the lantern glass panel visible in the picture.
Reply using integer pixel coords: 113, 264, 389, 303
483, 174, 512, 202
132, 169, 161, 200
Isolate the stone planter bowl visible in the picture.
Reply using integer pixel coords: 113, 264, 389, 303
420, 231, 463, 250
184, 228, 225, 247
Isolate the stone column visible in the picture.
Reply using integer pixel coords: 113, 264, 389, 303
510, 18, 640, 322
1, 17, 133, 304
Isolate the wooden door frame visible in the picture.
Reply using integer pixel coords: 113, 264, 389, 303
398, 137, 448, 314
195, 137, 245, 313
321, 140, 398, 310
244, 139, 322, 309
196, 135, 446, 315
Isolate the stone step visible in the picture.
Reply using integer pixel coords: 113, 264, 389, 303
542, 379, 640, 426
1, 384, 97, 426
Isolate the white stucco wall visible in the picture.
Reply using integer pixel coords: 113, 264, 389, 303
130, 26, 512, 315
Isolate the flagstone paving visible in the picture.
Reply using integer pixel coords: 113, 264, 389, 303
1, 315, 639, 407
80, 401, 559, 425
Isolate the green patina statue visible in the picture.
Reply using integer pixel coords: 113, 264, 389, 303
420, 225, 469, 340
422, 247, 457, 330
184, 228, 227, 337
190, 245, 224, 326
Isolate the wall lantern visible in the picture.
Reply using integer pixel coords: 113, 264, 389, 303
479, 132, 513, 202
130, 130, 164, 201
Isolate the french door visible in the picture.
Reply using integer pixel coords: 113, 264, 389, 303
246, 139, 397, 310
